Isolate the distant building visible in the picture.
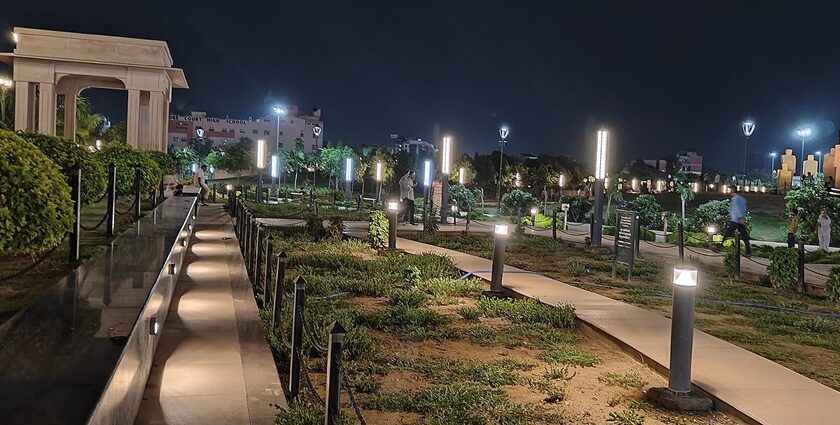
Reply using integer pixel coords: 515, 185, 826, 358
389, 134, 436, 170
167, 106, 324, 153
640, 151, 703, 175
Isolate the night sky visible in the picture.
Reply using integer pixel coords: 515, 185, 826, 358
3, 0, 840, 172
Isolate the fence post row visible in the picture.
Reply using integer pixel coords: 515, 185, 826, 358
249, 219, 259, 277
106, 164, 117, 237
69, 168, 81, 262
798, 240, 805, 293
272, 251, 288, 329
288, 276, 307, 401
133, 167, 142, 220
325, 322, 347, 425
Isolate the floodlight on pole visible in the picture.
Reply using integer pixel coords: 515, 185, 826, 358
497, 125, 510, 212
741, 121, 755, 175
797, 127, 812, 177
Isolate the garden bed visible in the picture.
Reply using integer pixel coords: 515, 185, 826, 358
406, 232, 840, 391
257, 227, 735, 424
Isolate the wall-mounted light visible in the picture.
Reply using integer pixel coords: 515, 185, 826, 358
149, 317, 159, 335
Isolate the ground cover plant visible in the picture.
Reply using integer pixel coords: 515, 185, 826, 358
407, 232, 840, 391
258, 226, 734, 424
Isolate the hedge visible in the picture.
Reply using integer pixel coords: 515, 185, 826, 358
767, 247, 798, 290
20, 131, 107, 205
94, 143, 163, 194
0, 130, 74, 254
144, 150, 177, 175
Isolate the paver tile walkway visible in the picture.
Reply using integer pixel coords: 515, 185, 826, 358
136, 205, 283, 425
395, 236, 840, 425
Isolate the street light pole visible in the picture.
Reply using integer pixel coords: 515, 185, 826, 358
273, 106, 286, 195
797, 127, 812, 177
497, 126, 509, 213
440, 136, 452, 224
770, 152, 777, 175
592, 128, 608, 247
741, 121, 755, 176
817, 151, 823, 174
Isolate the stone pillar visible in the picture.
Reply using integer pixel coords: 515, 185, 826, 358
139, 91, 150, 150
14, 81, 32, 131
63, 92, 77, 141
823, 148, 835, 183
781, 149, 797, 176
162, 92, 171, 152
149, 91, 166, 152
126, 89, 141, 148
38, 82, 57, 136
803, 155, 818, 180
778, 164, 793, 195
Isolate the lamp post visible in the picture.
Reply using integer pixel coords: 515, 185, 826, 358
272, 106, 286, 191
271, 154, 280, 199
770, 152, 777, 175
423, 159, 432, 225
559, 174, 565, 198
256, 139, 267, 202
497, 126, 509, 213
344, 156, 353, 199
312, 125, 322, 190
816, 150, 823, 173
741, 121, 755, 175
0, 76, 12, 125
387, 201, 399, 250
797, 128, 812, 177
592, 128, 608, 247
375, 161, 383, 203
440, 136, 452, 224
530, 207, 538, 226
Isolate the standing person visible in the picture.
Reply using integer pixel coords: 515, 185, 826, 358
787, 210, 799, 248
723, 187, 752, 257
194, 164, 210, 206
399, 170, 417, 225
817, 210, 832, 251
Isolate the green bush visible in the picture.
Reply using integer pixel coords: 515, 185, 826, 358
368, 210, 388, 249
689, 199, 751, 235
424, 205, 439, 235
826, 266, 840, 303
626, 194, 663, 229
449, 184, 476, 209
0, 130, 74, 254
560, 195, 592, 222
501, 189, 539, 216
21, 132, 107, 205
767, 247, 799, 290
94, 143, 162, 194
143, 150, 177, 175
785, 181, 840, 244
724, 250, 738, 277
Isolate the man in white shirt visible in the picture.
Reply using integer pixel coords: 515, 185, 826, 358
194, 165, 210, 206
399, 170, 417, 225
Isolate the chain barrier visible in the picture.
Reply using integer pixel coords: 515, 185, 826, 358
301, 315, 329, 355
299, 352, 324, 404
114, 197, 138, 216
684, 245, 725, 258
340, 363, 369, 425
0, 234, 66, 284
91, 191, 108, 204
804, 266, 831, 278
80, 212, 109, 231
643, 240, 679, 250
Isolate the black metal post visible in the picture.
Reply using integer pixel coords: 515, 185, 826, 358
249, 219, 258, 276
490, 228, 509, 292
257, 171, 263, 202
552, 209, 558, 241
133, 167, 142, 220
69, 168, 81, 262
798, 240, 805, 293
272, 252, 287, 329
106, 164, 116, 237
325, 322, 347, 425
734, 230, 741, 279
678, 220, 685, 262
212, 183, 217, 203
289, 276, 307, 400
263, 236, 274, 307
388, 208, 397, 250
466, 205, 471, 234
440, 179, 449, 224
592, 178, 605, 246
669, 279, 697, 393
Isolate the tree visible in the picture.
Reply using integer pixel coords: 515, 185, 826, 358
369, 148, 396, 183
283, 138, 309, 187
450, 154, 475, 184
214, 138, 253, 179
317, 142, 353, 188
785, 180, 840, 243
672, 171, 694, 223
169, 145, 200, 175
354, 153, 369, 196
103, 121, 127, 144
57, 96, 105, 144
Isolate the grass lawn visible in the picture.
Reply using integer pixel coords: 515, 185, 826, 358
406, 232, 840, 391
257, 228, 735, 424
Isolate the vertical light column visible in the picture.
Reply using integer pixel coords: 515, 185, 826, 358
14, 81, 32, 131
592, 127, 608, 247
126, 89, 141, 149
38, 82, 56, 136
440, 135, 452, 224
62, 92, 78, 140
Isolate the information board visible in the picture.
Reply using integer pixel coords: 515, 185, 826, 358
612, 209, 638, 281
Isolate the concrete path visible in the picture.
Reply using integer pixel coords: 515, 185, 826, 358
136, 205, 284, 425
394, 236, 840, 425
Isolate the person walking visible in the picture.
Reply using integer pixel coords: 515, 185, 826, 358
787, 210, 799, 248
817, 210, 832, 251
723, 187, 752, 257
399, 170, 418, 225
194, 164, 210, 206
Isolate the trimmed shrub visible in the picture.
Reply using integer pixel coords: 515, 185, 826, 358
501, 189, 539, 216
368, 210, 388, 249
449, 184, 476, 209
0, 130, 74, 254
767, 247, 799, 290
626, 194, 662, 229
20, 131, 106, 205
560, 195, 591, 222
94, 143, 163, 194
826, 266, 840, 303
143, 150, 177, 175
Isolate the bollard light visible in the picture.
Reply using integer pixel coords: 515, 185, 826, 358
706, 225, 716, 242
388, 201, 400, 212
451, 205, 458, 213
488, 224, 510, 294
387, 200, 399, 250
668, 266, 698, 394
226, 184, 233, 191
191, 163, 198, 173
530, 207, 538, 216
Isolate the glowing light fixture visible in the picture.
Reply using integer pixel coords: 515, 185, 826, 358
11, 32, 18, 44
272, 106, 286, 116
345, 157, 353, 182
271, 155, 279, 178
375, 161, 383, 182
191, 163, 198, 173
423, 160, 431, 187
312, 125, 322, 137
742, 121, 755, 137
797, 128, 812, 138
494, 224, 509, 236
441, 136, 452, 174
256, 139, 267, 169
226, 184, 233, 191
673, 267, 698, 287
459, 167, 466, 185
387, 201, 400, 211
706, 225, 716, 235
559, 174, 565, 187
530, 207, 538, 215
499, 126, 509, 140
595, 128, 608, 179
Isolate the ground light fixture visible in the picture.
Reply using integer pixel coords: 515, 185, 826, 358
530, 207, 538, 225
487, 224, 510, 294
226, 184, 233, 191
592, 127, 608, 247
387, 201, 400, 250
706, 225, 716, 242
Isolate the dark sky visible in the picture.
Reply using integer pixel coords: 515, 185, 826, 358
3, 0, 840, 172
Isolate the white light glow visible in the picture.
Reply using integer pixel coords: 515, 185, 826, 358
191, 163, 198, 173
226, 184, 233, 191
312, 125, 322, 137
742, 121, 756, 137
424, 160, 431, 187
345, 157, 353, 182
530, 207, 538, 215
388, 201, 400, 211
271, 155, 279, 178
692, 182, 699, 192
451, 205, 458, 212
770, 152, 777, 157
11, 32, 18, 44
459, 167, 465, 185
499, 126, 509, 140
559, 174, 565, 187
595, 128, 608, 179
257, 139, 267, 169
273, 106, 286, 116
561, 203, 570, 211
376, 161, 383, 181
95, 139, 102, 150
673, 267, 698, 287
441, 136, 452, 174
515, 172, 521, 187
706, 225, 716, 235
631, 178, 638, 191
797, 128, 812, 138
494, 224, 509, 235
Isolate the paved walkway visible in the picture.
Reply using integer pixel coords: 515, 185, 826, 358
394, 236, 840, 425
137, 205, 283, 425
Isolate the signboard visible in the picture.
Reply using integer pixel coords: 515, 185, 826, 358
612, 209, 638, 281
